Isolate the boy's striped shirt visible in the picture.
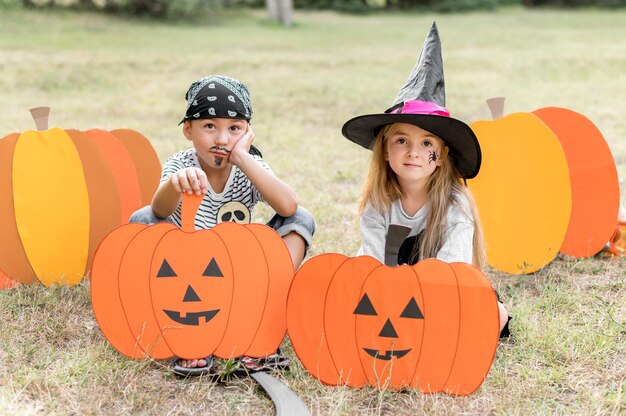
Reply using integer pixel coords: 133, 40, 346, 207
160, 148, 271, 229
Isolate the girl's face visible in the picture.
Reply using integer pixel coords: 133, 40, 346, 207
384, 123, 447, 186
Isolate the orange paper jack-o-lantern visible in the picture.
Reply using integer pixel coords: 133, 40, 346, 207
0, 107, 161, 286
91, 194, 294, 360
286, 254, 499, 396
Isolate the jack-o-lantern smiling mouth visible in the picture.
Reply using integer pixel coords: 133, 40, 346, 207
363, 348, 411, 361
163, 309, 220, 325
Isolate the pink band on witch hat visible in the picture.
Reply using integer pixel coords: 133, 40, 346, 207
391, 100, 450, 117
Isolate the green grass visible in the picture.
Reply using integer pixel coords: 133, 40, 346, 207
1, 6, 626, 415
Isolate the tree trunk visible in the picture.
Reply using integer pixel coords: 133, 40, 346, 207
266, 0, 279, 21
266, 0, 293, 27
278, 0, 293, 27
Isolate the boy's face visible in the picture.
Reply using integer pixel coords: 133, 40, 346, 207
183, 118, 248, 170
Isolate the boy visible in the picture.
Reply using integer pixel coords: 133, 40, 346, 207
130, 75, 315, 376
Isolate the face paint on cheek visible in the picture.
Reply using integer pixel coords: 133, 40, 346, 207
214, 156, 223, 166
428, 151, 438, 164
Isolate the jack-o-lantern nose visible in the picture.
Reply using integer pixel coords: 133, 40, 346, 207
379, 318, 398, 338
182, 285, 201, 302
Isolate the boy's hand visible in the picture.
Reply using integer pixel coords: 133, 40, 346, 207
170, 167, 209, 196
230, 126, 255, 166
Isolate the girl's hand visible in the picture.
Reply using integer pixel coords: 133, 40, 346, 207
170, 167, 209, 195
230, 126, 255, 166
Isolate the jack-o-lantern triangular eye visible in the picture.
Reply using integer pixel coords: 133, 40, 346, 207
400, 297, 424, 319
202, 258, 223, 277
353, 293, 377, 316
156, 259, 177, 278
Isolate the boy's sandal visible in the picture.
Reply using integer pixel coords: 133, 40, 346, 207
241, 353, 291, 373
227, 351, 291, 378
172, 356, 214, 377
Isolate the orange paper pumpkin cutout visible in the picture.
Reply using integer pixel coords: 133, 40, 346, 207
532, 107, 619, 258
467, 99, 572, 274
91, 194, 294, 360
286, 255, 500, 395
467, 99, 619, 274
0, 108, 161, 286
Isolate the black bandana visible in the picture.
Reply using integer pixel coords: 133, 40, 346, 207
179, 75, 252, 125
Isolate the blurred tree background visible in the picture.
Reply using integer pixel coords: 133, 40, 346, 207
3, 0, 624, 19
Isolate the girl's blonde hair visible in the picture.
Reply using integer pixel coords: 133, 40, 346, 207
358, 123, 486, 269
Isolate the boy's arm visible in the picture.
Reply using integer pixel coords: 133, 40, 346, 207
230, 127, 297, 217
234, 152, 298, 217
151, 179, 182, 219
152, 167, 208, 218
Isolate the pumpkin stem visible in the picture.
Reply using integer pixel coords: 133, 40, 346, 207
181, 193, 203, 232
485, 97, 505, 120
29, 107, 51, 131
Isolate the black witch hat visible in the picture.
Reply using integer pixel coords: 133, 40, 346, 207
341, 22, 481, 179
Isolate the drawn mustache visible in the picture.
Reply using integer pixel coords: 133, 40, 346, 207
210, 146, 231, 154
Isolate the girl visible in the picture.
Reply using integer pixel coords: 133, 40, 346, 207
342, 99, 510, 335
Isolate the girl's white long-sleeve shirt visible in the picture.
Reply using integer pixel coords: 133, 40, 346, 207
358, 195, 474, 266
